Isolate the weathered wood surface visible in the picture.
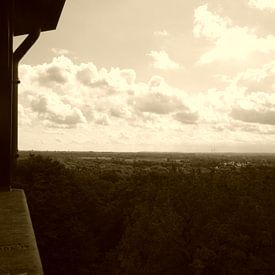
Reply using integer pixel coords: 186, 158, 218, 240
0, 189, 43, 274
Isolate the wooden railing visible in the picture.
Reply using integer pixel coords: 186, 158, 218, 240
0, 189, 43, 274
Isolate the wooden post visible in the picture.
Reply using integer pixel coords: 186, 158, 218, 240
12, 30, 41, 177
0, 0, 13, 190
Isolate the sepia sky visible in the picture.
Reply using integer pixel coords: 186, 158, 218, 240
16, 0, 275, 152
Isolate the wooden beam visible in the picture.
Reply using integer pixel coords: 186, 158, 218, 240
0, 0, 13, 190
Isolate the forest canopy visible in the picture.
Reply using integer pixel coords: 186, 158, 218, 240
15, 154, 275, 275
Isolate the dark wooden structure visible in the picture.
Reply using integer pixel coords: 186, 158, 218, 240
0, 0, 66, 190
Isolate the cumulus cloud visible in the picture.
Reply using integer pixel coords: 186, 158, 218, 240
134, 93, 184, 114
148, 50, 180, 70
248, 0, 275, 10
38, 66, 68, 86
130, 75, 193, 118
18, 56, 275, 151
235, 61, 275, 93
19, 56, 192, 131
76, 65, 99, 86
35, 56, 75, 87
193, 4, 275, 63
76, 66, 137, 98
30, 93, 87, 128
95, 114, 110, 126
231, 108, 275, 125
173, 112, 198, 124
196, 61, 275, 135
109, 105, 132, 119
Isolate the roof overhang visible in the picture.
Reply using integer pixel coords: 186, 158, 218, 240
14, 0, 66, 36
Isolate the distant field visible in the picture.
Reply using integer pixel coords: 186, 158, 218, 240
18, 150, 275, 161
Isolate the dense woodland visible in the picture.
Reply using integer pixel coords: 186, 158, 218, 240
14, 153, 275, 275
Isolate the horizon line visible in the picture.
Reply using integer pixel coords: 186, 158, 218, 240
18, 150, 275, 155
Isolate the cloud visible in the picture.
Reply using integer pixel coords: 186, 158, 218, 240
148, 50, 180, 70
76, 65, 99, 86
229, 122, 275, 134
95, 114, 110, 126
198, 60, 275, 130
235, 60, 275, 93
133, 92, 185, 115
130, 75, 194, 118
109, 105, 132, 118
154, 30, 169, 37
18, 104, 32, 126
38, 66, 68, 86
35, 56, 74, 87
18, 56, 275, 151
30, 93, 87, 128
193, 4, 275, 63
173, 112, 198, 124
231, 108, 275, 125
76, 66, 136, 97
248, 0, 275, 10
19, 56, 192, 131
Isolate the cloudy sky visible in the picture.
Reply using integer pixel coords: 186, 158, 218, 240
16, 0, 275, 152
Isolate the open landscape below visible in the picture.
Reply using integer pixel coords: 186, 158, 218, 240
14, 151, 275, 274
